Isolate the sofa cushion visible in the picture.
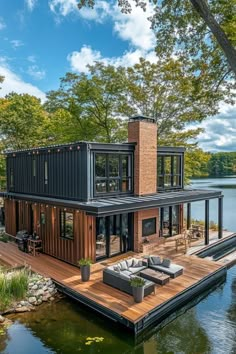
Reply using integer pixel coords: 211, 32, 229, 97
162, 258, 171, 268
132, 259, 139, 267
119, 273, 130, 281
132, 260, 143, 268
122, 270, 132, 276
151, 256, 162, 265
113, 264, 121, 273
126, 259, 134, 268
120, 261, 128, 270
129, 266, 146, 274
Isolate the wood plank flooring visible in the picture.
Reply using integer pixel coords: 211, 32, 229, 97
0, 240, 224, 324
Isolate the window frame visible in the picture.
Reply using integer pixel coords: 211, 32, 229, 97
157, 153, 183, 191
60, 210, 74, 240
93, 152, 133, 197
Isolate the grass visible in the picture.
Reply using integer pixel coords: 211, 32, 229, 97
0, 268, 29, 311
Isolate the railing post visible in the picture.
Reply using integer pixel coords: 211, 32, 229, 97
205, 200, 209, 245
218, 197, 223, 239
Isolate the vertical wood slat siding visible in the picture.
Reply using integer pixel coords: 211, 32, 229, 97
4, 198, 96, 265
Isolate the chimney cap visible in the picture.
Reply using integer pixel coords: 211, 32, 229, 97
129, 115, 155, 123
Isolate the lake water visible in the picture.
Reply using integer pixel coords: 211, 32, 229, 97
190, 177, 236, 232
1, 177, 236, 354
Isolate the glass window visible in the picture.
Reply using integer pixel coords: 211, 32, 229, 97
157, 154, 182, 190
40, 212, 45, 225
109, 155, 119, 177
94, 153, 132, 195
95, 154, 106, 178
60, 211, 74, 239
33, 158, 36, 177
96, 217, 106, 258
44, 161, 48, 185
10, 168, 14, 188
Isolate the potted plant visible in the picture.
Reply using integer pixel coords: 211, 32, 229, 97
130, 277, 145, 303
78, 258, 92, 282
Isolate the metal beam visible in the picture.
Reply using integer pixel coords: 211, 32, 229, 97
187, 203, 191, 229
218, 197, 223, 239
205, 200, 209, 245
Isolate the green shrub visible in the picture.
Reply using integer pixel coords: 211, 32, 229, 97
130, 277, 145, 287
78, 258, 92, 266
0, 268, 29, 310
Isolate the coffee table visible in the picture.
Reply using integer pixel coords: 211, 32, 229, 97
140, 268, 170, 285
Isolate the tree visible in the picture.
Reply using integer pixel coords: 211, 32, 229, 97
125, 58, 222, 144
78, 0, 236, 82
0, 93, 50, 150
45, 63, 129, 143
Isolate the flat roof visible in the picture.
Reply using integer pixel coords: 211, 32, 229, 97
1, 189, 222, 216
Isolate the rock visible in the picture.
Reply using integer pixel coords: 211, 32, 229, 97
48, 287, 55, 293
35, 289, 44, 297
0, 315, 5, 323
43, 286, 48, 291
20, 301, 27, 306
28, 282, 34, 288
46, 280, 53, 287
32, 285, 38, 290
49, 297, 55, 301
37, 299, 42, 305
42, 294, 51, 302
15, 306, 31, 313
16, 304, 22, 308
28, 297, 37, 304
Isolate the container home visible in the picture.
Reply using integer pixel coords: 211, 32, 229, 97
1, 116, 223, 265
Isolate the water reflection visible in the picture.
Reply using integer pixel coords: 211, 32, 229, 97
1, 267, 236, 353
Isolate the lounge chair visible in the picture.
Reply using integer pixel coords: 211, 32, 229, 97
147, 256, 184, 278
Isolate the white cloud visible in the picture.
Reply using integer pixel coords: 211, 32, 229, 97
68, 45, 157, 73
0, 62, 46, 102
196, 102, 236, 152
27, 65, 46, 80
0, 17, 6, 30
25, 0, 37, 11
48, 0, 77, 17
27, 55, 36, 63
10, 40, 24, 49
112, 2, 155, 51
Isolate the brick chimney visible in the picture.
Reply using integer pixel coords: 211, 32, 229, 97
128, 115, 157, 196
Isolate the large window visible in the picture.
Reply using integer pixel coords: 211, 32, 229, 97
60, 211, 74, 240
160, 206, 180, 237
94, 153, 132, 195
157, 154, 182, 190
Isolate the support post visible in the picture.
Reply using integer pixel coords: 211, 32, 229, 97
218, 197, 223, 239
205, 200, 209, 245
187, 203, 191, 230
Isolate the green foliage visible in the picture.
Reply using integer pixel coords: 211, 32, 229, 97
85, 336, 104, 345
78, 258, 92, 266
185, 148, 211, 181
45, 63, 129, 143
0, 233, 9, 243
0, 268, 29, 311
0, 93, 50, 150
130, 277, 145, 287
207, 152, 236, 176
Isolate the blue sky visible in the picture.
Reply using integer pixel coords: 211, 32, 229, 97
0, 0, 236, 152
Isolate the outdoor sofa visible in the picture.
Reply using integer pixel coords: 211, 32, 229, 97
103, 258, 155, 296
147, 255, 184, 278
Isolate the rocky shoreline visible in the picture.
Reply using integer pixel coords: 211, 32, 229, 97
0, 272, 58, 323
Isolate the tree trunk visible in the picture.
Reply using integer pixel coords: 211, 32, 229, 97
189, 0, 236, 77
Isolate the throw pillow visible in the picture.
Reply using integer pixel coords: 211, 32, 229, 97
113, 265, 121, 273
152, 256, 162, 265
120, 260, 128, 271
132, 259, 139, 267
162, 258, 171, 268
126, 259, 133, 268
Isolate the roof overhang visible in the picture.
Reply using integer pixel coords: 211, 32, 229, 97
0, 189, 223, 217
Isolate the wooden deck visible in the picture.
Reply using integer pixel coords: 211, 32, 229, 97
0, 240, 227, 334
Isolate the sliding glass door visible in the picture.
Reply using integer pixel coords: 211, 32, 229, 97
160, 205, 180, 237
96, 213, 132, 260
